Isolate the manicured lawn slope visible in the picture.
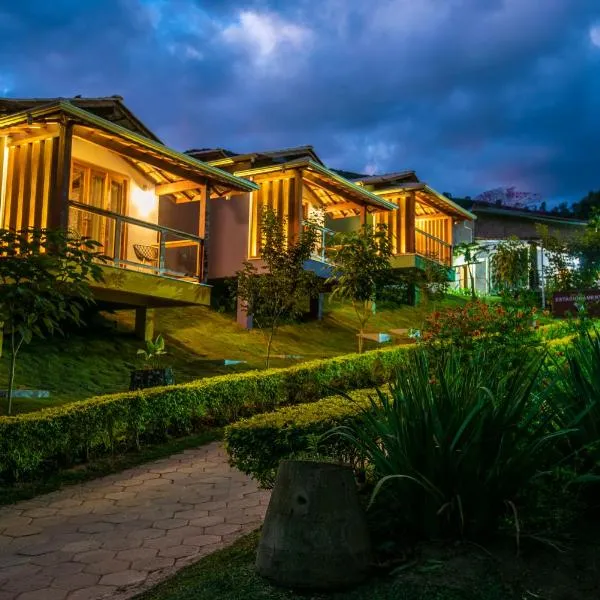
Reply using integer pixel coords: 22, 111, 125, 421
0, 296, 464, 415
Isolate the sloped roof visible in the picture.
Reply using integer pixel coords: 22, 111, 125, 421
0, 96, 161, 142
232, 158, 398, 213
0, 102, 258, 195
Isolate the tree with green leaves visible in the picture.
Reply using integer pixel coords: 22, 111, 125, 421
537, 220, 600, 293
236, 208, 320, 368
0, 228, 104, 414
327, 224, 393, 353
453, 241, 485, 299
490, 236, 530, 293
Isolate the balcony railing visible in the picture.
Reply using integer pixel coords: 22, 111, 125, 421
303, 222, 336, 263
68, 200, 204, 281
415, 228, 452, 266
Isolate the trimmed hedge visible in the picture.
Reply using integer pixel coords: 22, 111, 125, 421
225, 389, 375, 488
0, 345, 409, 479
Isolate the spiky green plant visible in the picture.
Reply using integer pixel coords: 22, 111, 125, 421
551, 329, 600, 478
332, 347, 571, 539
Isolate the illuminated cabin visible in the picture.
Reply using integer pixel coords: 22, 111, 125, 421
188, 146, 397, 278
352, 171, 475, 273
0, 97, 257, 338
186, 146, 398, 324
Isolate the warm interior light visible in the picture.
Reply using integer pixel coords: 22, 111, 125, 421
131, 187, 157, 220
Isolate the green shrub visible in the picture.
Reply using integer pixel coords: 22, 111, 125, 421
551, 328, 600, 475
225, 389, 373, 488
0, 344, 411, 480
332, 346, 572, 540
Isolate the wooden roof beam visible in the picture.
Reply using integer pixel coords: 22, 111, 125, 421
303, 181, 326, 208
75, 127, 209, 187
323, 201, 362, 213
155, 180, 204, 196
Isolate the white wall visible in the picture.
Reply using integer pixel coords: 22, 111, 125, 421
71, 137, 159, 264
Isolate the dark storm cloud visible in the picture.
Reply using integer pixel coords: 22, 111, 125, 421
0, 0, 599, 201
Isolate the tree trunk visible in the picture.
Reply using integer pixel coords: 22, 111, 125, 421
256, 460, 372, 590
469, 264, 476, 299
358, 329, 364, 354
265, 326, 275, 368
7, 330, 17, 416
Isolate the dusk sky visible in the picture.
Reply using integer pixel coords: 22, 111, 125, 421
1, 0, 599, 203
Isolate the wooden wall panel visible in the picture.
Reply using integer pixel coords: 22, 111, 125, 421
2, 138, 56, 231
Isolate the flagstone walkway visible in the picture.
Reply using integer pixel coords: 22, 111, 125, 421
0, 442, 270, 600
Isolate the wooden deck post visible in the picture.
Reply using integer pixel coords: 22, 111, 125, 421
405, 191, 416, 253
290, 170, 303, 242
135, 307, 155, 342
236, 299, 253, 330
49, 120, 73, 230
309, 293, 325, 321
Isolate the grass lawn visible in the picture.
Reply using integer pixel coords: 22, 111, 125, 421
0, 295, 464, 416
136, 525, 600, 600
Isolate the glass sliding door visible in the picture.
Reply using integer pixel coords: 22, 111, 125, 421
69, 162, 128, 259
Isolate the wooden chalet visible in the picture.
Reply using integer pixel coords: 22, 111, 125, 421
0, 97, 257, 338
352, 171, 475, 270
187, 146, 398, 281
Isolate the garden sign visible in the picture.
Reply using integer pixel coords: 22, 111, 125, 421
552, 290, 600, 317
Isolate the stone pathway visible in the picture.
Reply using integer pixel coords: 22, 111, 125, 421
0, 442, 270, 600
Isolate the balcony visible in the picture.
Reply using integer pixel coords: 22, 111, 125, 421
415, 228, 452, 266
68, 201, 210, 307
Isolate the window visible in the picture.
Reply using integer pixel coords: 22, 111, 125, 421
69, 162, 127, 258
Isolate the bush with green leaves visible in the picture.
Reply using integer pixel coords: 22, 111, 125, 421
225, 389, 373, 488
332, 347, 573, 540
0, 344, 411, 480
549, 328, 600, 479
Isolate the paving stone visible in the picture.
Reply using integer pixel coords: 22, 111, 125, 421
98, 569, 147, 587
203, 523, 242, 537
60, 540, 101, 554
115, 548, 157, 563
76, 523, 114, 535
151, 518, 187, 531
83, 559, 131, 576
2, 526, 42, 538
29, 551, 75, 566
1, 571, 53, 593
50, 571, 100, 591
158, 545, 199, 559
126, 528, 165, 541
22, 508, 57, 519
130, 556, 174, 573
65, 584, 117, 600
73, 550, 115, 565
181, 534, 222, 548
17, 588, 67, 600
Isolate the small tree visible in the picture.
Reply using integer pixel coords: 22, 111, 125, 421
236, 208, 320, 367
490, 236, 530, 293
327, 224, 392, 353
0, 228, 104, 415
453, 242, 485, 299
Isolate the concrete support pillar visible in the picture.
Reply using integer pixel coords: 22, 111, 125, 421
135, 307, 155, 342
236, 300, 253, 330
309, 293, 325, 321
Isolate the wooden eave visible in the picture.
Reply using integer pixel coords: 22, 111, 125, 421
233, 158, 397, 218
0, 102, 258, 200
371, 182, 475, 221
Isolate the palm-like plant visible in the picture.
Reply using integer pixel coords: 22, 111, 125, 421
332, 347, 571, 539
551, 329, 600, 477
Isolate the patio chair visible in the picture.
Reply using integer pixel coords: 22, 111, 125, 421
133, 244, 159, 267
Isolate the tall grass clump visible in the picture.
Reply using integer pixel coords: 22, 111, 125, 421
551, 328, 600, 479
332, 346, 572, 539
